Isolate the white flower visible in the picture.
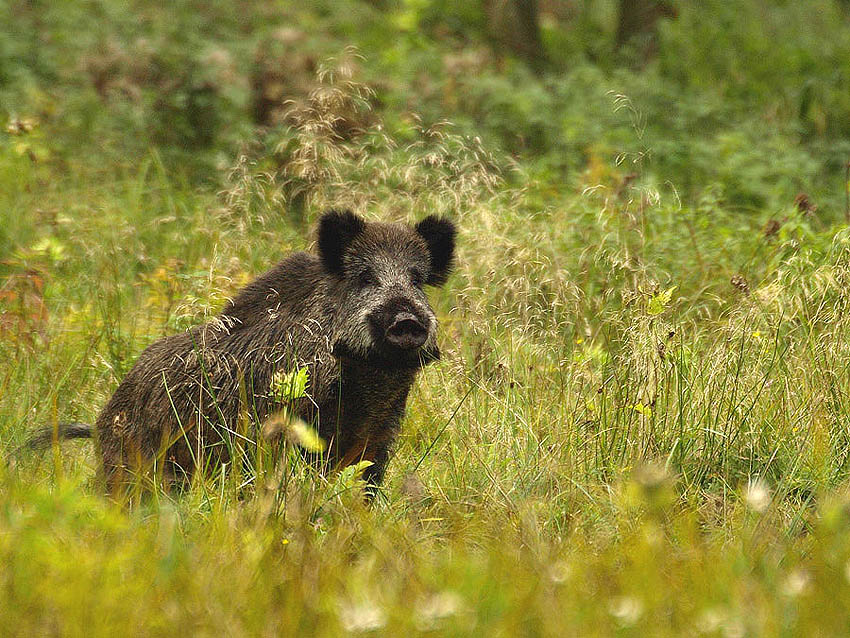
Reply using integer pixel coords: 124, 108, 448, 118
608, 596, 643, 626
339, 601, 386, 633
781, 569, 810, 597
744, 478, 771, 513
548, 560, 571, 584
695, 607, 723, 633
415, 591, 464, 630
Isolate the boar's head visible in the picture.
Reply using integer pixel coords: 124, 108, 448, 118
318, 209, 455, 369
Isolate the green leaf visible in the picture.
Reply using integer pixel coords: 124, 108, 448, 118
335, 460, 373, 490
30, 237, 66, 262
272, 367, 310, 403
648, 286, 677, 316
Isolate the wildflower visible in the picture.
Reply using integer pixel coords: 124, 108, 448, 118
763, 219, 782, 239
780, 569, 810, 597
608, 596, 643, 626
794, 192, 817, 216
339, 601, 386, 633
5, 117, 36, 135
730, 275, 749, 294
624, 463, 676, 512
744, 478, 771, 513
548, 560, 571, 584
695, 607, 724, 634
631, 402, 652, 418
695, 610, 745, 638
415, 591, 464, 630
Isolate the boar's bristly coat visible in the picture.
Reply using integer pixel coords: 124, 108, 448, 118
28, 210, 456, 493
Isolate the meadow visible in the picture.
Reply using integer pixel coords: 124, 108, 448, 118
3, 1, 850, 634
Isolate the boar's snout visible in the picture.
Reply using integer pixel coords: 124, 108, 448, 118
385, 312, 428, 350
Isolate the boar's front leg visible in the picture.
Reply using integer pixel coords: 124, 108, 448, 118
335, 433, 396, 500
361, 444, 391, 496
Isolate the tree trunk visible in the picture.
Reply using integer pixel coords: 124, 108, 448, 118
485, 0, 547, 73
616, 0, 677, 60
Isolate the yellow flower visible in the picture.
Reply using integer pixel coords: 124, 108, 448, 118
631, 402, 652, 418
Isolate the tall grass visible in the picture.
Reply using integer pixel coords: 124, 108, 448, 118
5, 20, 850, 636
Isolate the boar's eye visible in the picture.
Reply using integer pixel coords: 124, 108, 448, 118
357, 268, 377, 288
410, 268, 425, 289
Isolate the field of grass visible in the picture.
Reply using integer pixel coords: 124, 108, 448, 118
4, 1, 850, 635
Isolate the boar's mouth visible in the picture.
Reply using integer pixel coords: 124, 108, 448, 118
331, 340, 440, 369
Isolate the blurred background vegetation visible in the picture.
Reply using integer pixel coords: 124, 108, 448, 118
4, 0, 850, 209
5, 1, 850, 635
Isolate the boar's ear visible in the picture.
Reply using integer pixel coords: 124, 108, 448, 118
415, 216, 456, 286
318, 209, 365, 275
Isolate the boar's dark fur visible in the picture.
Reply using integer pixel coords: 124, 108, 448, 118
28, 210, 456, 494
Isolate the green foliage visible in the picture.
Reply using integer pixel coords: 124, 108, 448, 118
4, 0, 850, 634
272, 367, 310, 404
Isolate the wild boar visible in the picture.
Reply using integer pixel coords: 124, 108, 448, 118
28, 210, 456, 495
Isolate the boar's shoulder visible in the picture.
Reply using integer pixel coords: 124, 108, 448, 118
220, 252, 325, 327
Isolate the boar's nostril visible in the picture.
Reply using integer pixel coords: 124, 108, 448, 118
385, 313, 428, 350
